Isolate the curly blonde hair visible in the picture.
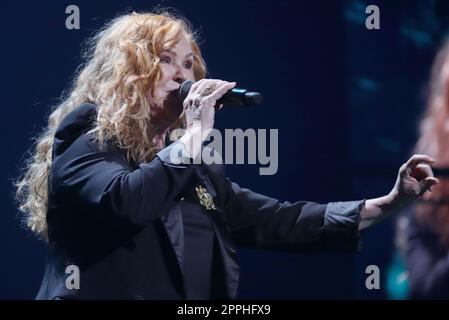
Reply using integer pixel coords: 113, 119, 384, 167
15, 11, 207, 240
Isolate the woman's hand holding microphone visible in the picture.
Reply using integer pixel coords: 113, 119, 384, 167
179, 79, 236, 160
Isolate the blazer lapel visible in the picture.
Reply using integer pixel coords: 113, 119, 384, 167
160, 204, 185, 276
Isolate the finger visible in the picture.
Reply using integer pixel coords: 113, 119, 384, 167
406, 154, 436, 169
411, 163, 435, 181
207, 81, 236, 102
191, 79, 211, 95
426, 177, 440, 186
183, 96, 194, 109
189, 79, 208, 94
418, 176, 440, 194
419, 163, 434, 176
192, 79, 224, 96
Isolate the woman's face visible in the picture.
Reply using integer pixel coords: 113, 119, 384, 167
151, 32, 196, 132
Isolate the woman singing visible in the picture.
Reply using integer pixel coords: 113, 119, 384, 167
16, 11, 438, 299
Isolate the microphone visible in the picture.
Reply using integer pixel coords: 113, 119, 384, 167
179, 80, 263, 106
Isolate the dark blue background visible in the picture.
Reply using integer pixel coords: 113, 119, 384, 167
2, 0, 449, 299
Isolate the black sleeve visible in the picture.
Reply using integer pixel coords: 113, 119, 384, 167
222, 178, 364, 252
51, 138, 196, 227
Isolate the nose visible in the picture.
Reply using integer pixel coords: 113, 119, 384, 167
173, 74, 185, 85
172, 63, 186, 84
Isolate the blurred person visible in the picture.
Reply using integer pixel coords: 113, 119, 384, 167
399, 39, 449, 299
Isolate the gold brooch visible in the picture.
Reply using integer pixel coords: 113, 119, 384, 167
195, 184, 216, 211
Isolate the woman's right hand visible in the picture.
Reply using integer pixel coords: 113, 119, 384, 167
180, 79, 236, 158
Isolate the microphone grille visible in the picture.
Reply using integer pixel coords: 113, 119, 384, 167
179, 80, 194, 101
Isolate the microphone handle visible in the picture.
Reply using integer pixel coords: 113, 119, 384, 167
179, 80, 262, 106
217, 88, 255, 106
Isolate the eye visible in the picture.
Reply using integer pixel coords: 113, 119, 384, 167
160, 55, 171, 64
184, 60, 193, 69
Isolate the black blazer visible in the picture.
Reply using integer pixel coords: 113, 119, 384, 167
36, 103, 364, 299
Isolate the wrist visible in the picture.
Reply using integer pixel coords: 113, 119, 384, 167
179, 128, 206, 160
388, 187, 416, 209
360, 194, 395, 230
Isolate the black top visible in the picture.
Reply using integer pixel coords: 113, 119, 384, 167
181, 196, 215, 299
